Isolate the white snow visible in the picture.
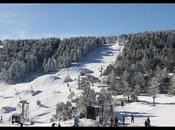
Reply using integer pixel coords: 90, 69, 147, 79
115, 94, 175, 127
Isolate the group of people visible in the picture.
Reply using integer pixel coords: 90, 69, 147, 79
110, 114, 135, 127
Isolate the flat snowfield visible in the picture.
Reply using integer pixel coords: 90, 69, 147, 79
0, 43, 175, 127
115, 94, 175, 127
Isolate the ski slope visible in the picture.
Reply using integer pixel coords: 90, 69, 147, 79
0, 41, 175, 127
0, 42, 124, 126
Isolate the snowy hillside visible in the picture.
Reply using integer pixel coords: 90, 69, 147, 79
0, 41, 175, 127
0, 42, 124, 126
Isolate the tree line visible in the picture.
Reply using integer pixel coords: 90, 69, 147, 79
0, 36, 106, 82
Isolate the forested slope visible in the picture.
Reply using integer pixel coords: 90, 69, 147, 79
104, 30, 175, 95
0, 37, 105, 82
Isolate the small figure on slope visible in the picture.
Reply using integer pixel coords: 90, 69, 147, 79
122, 115, 125, 125
114, 116, 118, 127
131, 114, 134, 123
58, 123, 61, 127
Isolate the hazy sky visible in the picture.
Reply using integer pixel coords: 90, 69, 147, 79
0, 4, 175, 39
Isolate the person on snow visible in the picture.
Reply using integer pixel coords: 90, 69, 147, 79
146, 117, 151, 127
122, 115, 125, 125
147, 117, 150, 124
144, 118, 151, 127
74, 116, 79, 127
131, 114, 134, 123
52, 123, 55, 127
144, 120, 148, 127
20, 123, 23, 127
121, 101, 124, 107
110, 117, 114, 127
58, 123, 61, 127
114, 116, 118, 127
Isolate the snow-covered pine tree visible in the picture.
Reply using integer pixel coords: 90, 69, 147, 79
149, 76, 160, 106
68, 91, 75, 101
0, 68, 8, 81
106, 69, 118, 95
43, 57, 57, 73
168, 75, 175, 95
122, 80, 132, 102
64, 73, 73, 83
8, 60, 26, 81
97, 88, 113, 122
53, 101, 73, 121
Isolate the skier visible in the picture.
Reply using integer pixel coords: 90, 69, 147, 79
52, 123, 55, 127
110, 117, 114, 127
146, 117, 151, 127
144, 120, 148, 127
114, 116, 118, 127
20, 123, 23, 127
122, 115, 125, 125
77, 116, 80, 126
131, 114, 134, 123
147, 117, 150, 124
74, 116, 79, 127
121, 101, 124, 107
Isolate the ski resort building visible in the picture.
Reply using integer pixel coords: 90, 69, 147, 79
12, 113, 21, 124
86, 105, 100, 120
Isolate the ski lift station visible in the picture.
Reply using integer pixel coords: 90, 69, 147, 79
12, 113, 22, 124
11, 100, 29, 124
